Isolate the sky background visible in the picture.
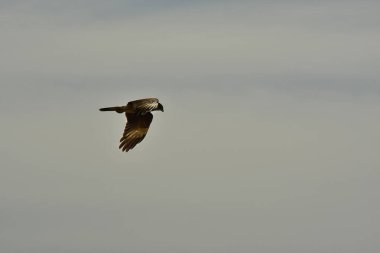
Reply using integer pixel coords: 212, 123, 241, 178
1, 0, 380, 252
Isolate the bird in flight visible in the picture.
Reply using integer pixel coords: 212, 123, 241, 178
99, 98, 164, 152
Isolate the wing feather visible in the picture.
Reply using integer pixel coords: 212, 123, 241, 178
128, 98, 160, 115
119, 112, 153, 152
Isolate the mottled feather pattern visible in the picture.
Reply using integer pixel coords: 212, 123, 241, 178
131, 98, 160, 115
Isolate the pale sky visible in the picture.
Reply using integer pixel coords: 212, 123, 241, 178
1, 1, 380, 252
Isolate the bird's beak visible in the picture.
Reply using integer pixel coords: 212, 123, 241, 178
158, 103, 164, 112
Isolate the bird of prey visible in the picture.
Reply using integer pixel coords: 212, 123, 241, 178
99, 98, 164, 152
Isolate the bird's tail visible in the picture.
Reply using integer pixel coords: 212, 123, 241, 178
99, 106, 125, 113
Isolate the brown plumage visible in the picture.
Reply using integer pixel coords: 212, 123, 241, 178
99, 98, 164, 152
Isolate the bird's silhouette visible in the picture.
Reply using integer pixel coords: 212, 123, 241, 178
100, 98, 164, 152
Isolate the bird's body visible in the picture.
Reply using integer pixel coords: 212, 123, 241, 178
99, 98, 164, 152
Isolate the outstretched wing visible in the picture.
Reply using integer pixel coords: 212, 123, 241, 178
119, 112, 153, 152
128, 98, 160, 115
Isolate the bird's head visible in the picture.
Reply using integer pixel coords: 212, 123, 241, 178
157, 103, 164, 112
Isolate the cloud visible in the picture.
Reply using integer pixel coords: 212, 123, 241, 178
1, 2, 380, 252
1, 0, 379, 95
